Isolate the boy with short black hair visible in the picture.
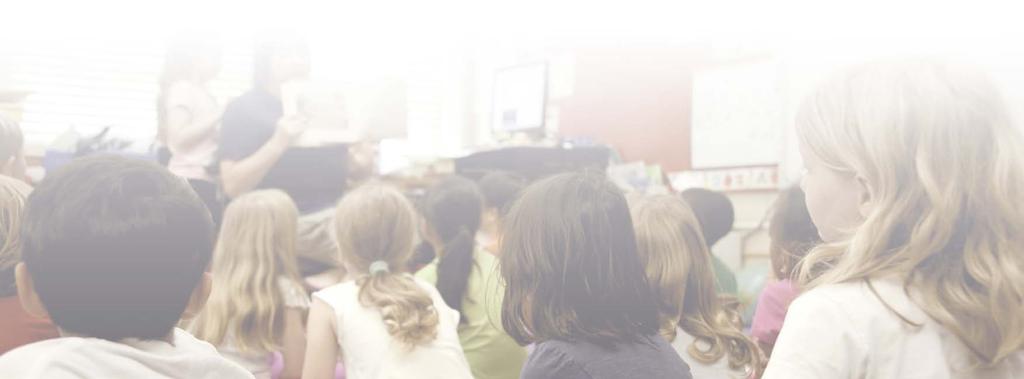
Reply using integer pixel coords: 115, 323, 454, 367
680, 188, 740, 295
0, 155, 253, 378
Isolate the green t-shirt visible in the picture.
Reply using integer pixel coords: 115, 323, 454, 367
416, 249, 526, 379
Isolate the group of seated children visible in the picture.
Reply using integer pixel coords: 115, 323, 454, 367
1, 57, 1023, 379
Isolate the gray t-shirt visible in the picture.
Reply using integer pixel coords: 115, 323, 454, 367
522, 335, 692, 379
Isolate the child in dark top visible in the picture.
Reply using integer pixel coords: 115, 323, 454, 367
680, 188, 739, 295
499, 172, 693, 379
476, 171, 527, 255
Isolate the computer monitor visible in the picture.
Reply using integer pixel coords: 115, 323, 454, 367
491, 62, 547, 135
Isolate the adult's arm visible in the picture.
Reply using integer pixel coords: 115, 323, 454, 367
220, 115, 307, 198
301, 299, 340, 379
165, 106, 220, 153
163, 83, 221, 153
279, 307, 307, 379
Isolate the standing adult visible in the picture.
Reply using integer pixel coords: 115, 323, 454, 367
158, 34, 224, 224
218, 35, 349, 274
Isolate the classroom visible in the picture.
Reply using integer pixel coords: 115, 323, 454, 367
0, 2, 1022, 378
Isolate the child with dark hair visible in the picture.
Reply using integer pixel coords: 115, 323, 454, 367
751, 185, 821, 358
501, 173, 692, 379
0, 156, 252, 378
680, 188, 739, 295
416, 176, 526, 379
476, 171, 527, 255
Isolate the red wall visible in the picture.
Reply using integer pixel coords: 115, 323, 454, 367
558, 47, 701, 172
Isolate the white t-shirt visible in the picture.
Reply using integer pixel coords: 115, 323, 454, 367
313, 275, 473, 379
217, 278, 310, 379
0, 328, 253, 379
163, 81, 220, 181
670, 327, 748, 379
763, 278, 1024, 379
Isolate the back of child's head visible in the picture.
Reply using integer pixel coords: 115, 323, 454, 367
0, 114, 25, 178
421, 176, 483, 316
334, 182, 439, 346
500, 172, 659, 345
629, 194, 763, 376
795, 58, 1024, 365
478, 171, 527, 215
680, 188, 734, 247
768, 185, 821, 281
0, 176, 32, 298
20, 155, 214, 341
191, 189, 301, 352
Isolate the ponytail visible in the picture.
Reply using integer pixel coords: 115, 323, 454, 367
357, 270, 440, 347
334, 183, 441, 347
436, 227, 476, 316
423, 176, 485, 318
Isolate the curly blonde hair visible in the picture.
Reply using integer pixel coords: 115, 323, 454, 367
795, 58, 1024, 366
0, 176, 31, 297
335, 182, 439, 346
629, 194, 764, 377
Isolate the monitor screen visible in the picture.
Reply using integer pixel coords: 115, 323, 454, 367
492, 62, 547, 134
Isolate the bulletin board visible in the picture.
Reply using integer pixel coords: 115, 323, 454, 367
690, 59, 784, 169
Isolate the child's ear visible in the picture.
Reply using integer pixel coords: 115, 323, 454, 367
856, 175, 876, 219
15, 262, 50, 319
181, 272, 213, 320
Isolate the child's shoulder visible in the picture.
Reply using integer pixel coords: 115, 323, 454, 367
791, 278, 924, 328
0, 337, 88, 376
313, 280, 361, 302
314, 275, 441, 305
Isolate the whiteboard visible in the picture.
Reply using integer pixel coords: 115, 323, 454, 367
691, 60, 784, 168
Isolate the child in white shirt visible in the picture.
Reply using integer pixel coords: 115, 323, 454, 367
763, 59, 1024, 379
301, 183, 473, 379
0, 156, 252, 378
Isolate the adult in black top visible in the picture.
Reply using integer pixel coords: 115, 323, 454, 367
218, 36, 347, 273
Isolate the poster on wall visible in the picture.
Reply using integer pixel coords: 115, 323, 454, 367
691, 59, 785, 169
668, 165, 779, 192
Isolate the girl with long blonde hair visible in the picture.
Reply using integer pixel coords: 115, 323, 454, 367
302, 183, 472, 379
763, 59, 1024, 378
630, 194, 764, 378
190, 189, 309, 379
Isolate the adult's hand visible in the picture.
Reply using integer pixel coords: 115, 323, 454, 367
272, 114, 310, 148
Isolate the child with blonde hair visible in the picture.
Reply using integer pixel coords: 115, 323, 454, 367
302, 183, 472, 379
0, 114, 27, 180
630, 194, 764, 378
191, 189, 309, 379
763, 59, 1024, 378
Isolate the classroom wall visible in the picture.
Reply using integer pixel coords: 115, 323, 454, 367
557, 47, 701, 172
